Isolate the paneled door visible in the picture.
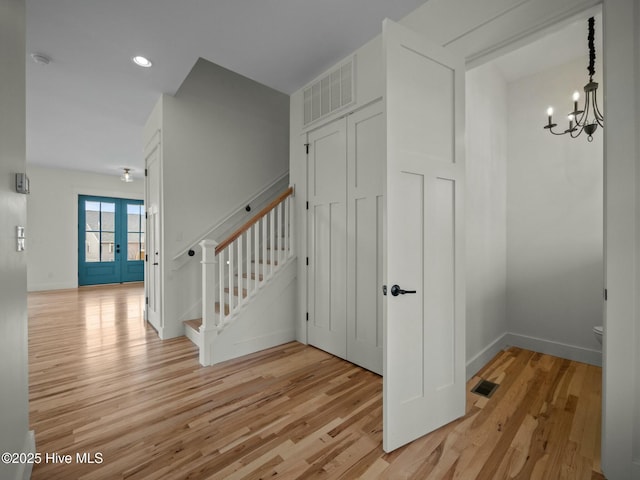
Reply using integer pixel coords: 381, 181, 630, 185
307, 117, 348, 358
307, 101, 385, 375
383, 19, 466, 452
78, 196, 145, 286
347, 101, 385, 374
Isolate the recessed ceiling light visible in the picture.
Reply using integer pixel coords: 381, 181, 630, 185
132, 55, 152, 68
31, 53, 51, 65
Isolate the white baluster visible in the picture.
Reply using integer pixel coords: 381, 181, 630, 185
228, 241, 235, 311
246, 227, 251, 297
254, 222, 259, 292
261, 216, 267, 284
269, 209, 275, 276
237, 234, 243, 307
218, 248, 225, 325
277, 202, 283, 266
284, 197, 290, 259
199, 239, 219, 329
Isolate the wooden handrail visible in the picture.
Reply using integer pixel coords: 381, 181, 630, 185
215, 186, 293, 255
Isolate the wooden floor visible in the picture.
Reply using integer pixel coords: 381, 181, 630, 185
28, 283, 604, 479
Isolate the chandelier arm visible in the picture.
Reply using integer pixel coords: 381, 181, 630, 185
592, 93, 604, 126
548, 126, 568, 136
569, 127, 583, 139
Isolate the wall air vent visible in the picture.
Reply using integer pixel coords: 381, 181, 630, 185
303, 57, 355, 126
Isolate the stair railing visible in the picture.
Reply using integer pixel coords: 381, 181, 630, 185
199, 186, 294, 331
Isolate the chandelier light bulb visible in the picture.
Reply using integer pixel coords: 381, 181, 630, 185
572, 91, 580, 102
547, 107, 553, 116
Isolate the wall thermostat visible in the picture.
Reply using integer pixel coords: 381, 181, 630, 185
15, 173, 30, 194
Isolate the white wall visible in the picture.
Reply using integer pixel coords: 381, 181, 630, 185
160, 58, 290, 337
26, 165, 144, 291
0, 1, 32, 479
506, 56, 603, 365
465, 63, 508, 377
636, 2, 640, 472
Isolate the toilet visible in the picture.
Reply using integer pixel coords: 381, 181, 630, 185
592, 325, 603, 345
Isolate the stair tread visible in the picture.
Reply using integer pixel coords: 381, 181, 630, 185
215, 302, 230, 315
225, 286, 248, 298
252, 259, 279, 265
184, 318, 202, 330
240, 272, 264, 281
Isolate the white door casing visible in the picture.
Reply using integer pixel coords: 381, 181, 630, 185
383, 18, 466, 453
145, 132, 162, 333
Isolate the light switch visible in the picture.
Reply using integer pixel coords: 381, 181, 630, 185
16, 225, 25, 252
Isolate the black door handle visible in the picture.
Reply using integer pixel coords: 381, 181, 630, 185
390, 284, 416, 296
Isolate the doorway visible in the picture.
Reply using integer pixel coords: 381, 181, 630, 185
464, 9, 604, 368
78, 195, 145, 286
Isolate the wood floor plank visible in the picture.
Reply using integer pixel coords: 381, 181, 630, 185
28, 284, 604, 479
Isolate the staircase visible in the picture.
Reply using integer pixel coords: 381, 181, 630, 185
184, 187, 296, 366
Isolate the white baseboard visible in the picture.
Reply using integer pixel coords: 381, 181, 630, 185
27, 281, 76, 292
504, 332, 602, 367
17, 430, 35, 480
466, 333, 508, 380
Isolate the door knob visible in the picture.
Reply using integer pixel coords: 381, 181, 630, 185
390, 284, 416, 296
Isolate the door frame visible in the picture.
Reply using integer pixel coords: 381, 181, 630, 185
144, 129, 164, 337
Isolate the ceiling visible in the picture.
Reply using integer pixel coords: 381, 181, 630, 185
26, 0, 427, 179
26, 2, 601, 180
490, 11, 602, 83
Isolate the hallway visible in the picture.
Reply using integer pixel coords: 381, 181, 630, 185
28, 284, 603, 479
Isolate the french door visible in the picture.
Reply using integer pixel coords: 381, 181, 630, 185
78, 195, 145, 286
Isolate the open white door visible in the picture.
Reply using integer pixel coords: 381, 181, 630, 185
383, 19, 466, 452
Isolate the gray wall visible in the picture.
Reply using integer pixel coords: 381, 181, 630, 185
160, 58, 290, 337
0, 0, 32, 479
506, 56, 603, 363
465, 63, 508, 375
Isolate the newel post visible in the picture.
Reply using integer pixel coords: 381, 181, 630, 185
200, 239, 219, 330
199, 239, 219, 366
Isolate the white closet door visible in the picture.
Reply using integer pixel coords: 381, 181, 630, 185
347, 101, 385, 375
307, 118, 348, 359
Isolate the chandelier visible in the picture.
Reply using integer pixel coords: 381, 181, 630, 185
543, 17, 604, 142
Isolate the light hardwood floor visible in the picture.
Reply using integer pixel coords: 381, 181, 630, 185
28, 283, 604, 479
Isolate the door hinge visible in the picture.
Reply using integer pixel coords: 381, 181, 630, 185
604, 289, 608, 301
306, 312, 309, 322
145, 254, 148, 262
306, 201, 309, 210
146, 296, 149, 305
145, 211, 148, 219
145, 168, 148, 177
306, 257, 309, 266
305, 143, 310, 155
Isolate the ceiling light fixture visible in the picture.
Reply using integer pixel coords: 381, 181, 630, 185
543, 17, 604, 142
121, 168, 133, 182
31, 53, 51, 65
132, 55, 152, 68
